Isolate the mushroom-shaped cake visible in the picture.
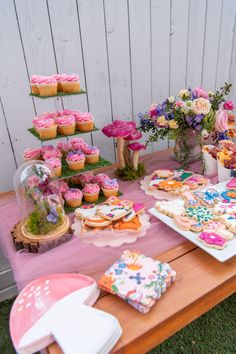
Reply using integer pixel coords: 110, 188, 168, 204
10, 273, 99, 354
128, 142, 146, 170
123, 130, 143, 165
102, 120, 137, 169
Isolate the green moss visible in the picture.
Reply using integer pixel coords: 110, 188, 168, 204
60, 157, 112, 179
115, 163, 146, 180
28, 126, 99, 141
25, 207, 62, 235
29, 89, 86, 98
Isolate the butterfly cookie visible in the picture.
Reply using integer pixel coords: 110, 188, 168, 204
194, 188, 222, 207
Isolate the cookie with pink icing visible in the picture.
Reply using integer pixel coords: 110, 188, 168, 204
203, 221, 234, 240
226, 178, 236, 190
213, 202, 236, 216
97, 203, 131, 221
174, 215, 203, 232
198, 232, 227, 250
184, 174, 209, 190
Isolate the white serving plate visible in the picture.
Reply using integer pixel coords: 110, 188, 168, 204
149, 181, 236, 262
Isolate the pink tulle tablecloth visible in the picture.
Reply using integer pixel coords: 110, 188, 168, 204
0, 150, 207, 290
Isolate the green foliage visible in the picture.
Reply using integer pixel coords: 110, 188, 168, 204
25, 206, 62, 235
115, 163, 145, 180
210, 82, 232, 111
61, 157, 112, 179
29, 89, 86, 99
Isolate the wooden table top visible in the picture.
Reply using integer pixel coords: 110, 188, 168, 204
47, 241, 236, 354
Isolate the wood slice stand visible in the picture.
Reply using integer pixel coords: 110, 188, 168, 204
11, 215, 70, 253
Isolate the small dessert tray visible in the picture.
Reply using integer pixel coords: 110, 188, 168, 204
28, 126, 99, 141
71, 212, 151, 247
29, 89, 86, 98
140, 169, 210, 201
149, 181, 236, 262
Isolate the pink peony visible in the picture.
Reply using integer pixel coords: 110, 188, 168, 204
193, 86, 209, 99
28, 175, 40, 188
215, 109, 228, 132
223, 100, 234, 111
175, 101, 184, 108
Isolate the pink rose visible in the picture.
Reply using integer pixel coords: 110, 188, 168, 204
215, 109, 228, 132
28, 175, 40, 188
193, 86, 209, 99
223, 100, 234, 111
175, 101, 184, 108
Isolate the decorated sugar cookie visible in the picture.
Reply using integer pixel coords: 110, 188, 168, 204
158, 180, 183, 191
84, 215, 112, 227
194, 188, 222, 207
181, 191, 200, 208
219, 214, 236, 232
198, 232, 227, 250
75, 204, 97, 220
122, 203, 145, 222
213, 202, 236, 216
172, 170, 193, 182
185, 206, 215, 223
183, 174, 209, 190
151, 169, 173, 179
203, 221, 234, 240
226, 178, 236, 190
113, 215, 142, 231
174, 215, 203, 232
97, 203, 131, 221
221, 190, 236, 203
155, 199, 185, 218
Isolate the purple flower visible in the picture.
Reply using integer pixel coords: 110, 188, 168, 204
186, 116, 193, 125
195, 114, 204, 123
195, 124, 202, 131
46, 205, 59, 224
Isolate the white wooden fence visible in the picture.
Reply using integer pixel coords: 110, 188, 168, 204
0, 0, 236, 299
0, 0, 236, 193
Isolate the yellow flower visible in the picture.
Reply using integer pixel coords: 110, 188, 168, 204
156, 115, 168, 126
178, 89, 190, 98
168, 120, 179, 129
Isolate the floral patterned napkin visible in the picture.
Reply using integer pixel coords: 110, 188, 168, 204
98, 250, 176, 313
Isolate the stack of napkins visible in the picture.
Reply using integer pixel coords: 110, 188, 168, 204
98, 250, 176, 313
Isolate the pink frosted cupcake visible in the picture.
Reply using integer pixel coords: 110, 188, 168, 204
94, 173, 110, 186
56, 115, 76, 135
82, 183, 100, 203
101, 178, 119, 197
58, 179, 69, 195
64, 188, 83, 208
34, 118, 57, 140
60, 74, 80, 93
83, 146, 100, 164
53, 74, 63, 92
78, 171, 95, 187
69, 138, 88, 151
45, 157, 62, 177
41, 144, 54, 155
76, 112, 94, 132
30, 75, 40, 94
66, 151, 85, 171
42, 147, 62, 160
23, 148, 41, 162
36, 76, 57, 97
56, 141, 72, 156
60, 109, 80, 116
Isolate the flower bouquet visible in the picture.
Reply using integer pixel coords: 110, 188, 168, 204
139, 83, 233, 166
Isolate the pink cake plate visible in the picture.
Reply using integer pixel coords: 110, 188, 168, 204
71, 213, 151, 247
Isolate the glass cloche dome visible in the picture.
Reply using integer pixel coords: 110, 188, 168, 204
14, 160, 66, 236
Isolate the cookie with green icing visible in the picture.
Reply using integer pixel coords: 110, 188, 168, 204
185, 206, 215, 224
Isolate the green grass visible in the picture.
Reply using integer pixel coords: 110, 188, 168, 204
28, 126, 99, 141
60, 156, 112, 179
1, 294, 235, 354
29, 89, 86, 98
